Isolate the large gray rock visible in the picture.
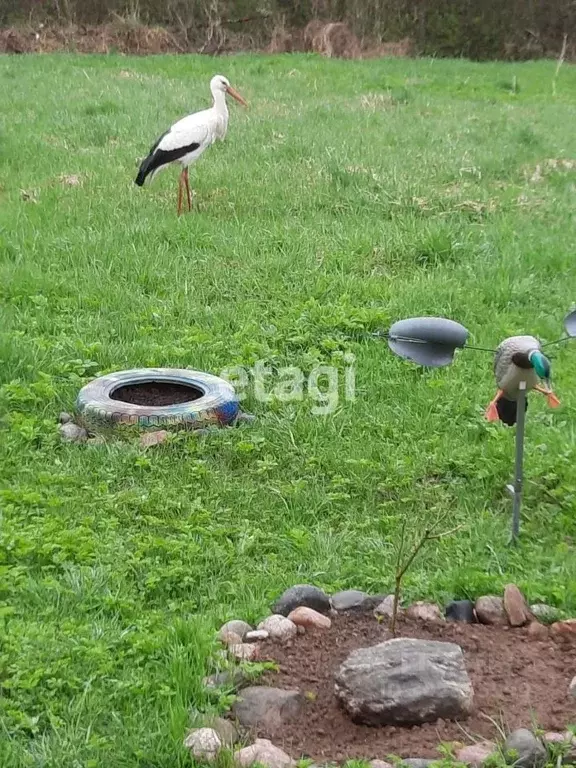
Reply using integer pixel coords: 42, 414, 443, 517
504, 729, 547, 768
232, 686, 304, 730
273, 585, 331, 616
334, 638, 473, 726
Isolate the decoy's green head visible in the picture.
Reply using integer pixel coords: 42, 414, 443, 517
512, 349, 551, 383
529, 350, 551, 381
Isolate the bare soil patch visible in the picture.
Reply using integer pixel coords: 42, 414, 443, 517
258, 613, 576, 762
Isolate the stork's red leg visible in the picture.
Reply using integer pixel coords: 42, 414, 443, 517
183, 167, 192, 211
177, 172, 183, 216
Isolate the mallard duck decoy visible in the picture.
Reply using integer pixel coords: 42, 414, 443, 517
379, 312, 574, 542
379, 312, 574, 426
483, 335, 560, 425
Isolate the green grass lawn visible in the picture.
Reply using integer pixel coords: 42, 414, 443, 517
1, 51, 576, 766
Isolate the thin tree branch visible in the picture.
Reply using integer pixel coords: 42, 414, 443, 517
390, 513, 462, 636
553, 34, 568, 95
427, 524, 464, 541
555, 34, 568, 77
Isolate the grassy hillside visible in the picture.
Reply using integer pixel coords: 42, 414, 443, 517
1, 53, 576, 766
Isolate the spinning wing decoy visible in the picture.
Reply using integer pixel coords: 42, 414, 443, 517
386, 317, 469, 367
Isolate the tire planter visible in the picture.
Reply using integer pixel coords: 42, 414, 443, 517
77, 368, 239, 431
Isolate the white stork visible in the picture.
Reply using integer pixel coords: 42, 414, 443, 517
135, 74, 247, 215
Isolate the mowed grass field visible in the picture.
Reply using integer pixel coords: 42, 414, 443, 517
2, 52, 576, 766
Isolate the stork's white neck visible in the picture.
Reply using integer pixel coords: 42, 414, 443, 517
212, 88, 228, 115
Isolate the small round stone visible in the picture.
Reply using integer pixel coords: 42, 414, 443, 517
217, 620, 252, 642
273, 585, 331, 616
228, 643, 260, 661
503, 584, 530, 627
374, 595, 397, 618
527, 621, 549, 641
245, 630, 269, 643
445, 600, 476, 623
59, 422, 88, 443
455, 741, 496, 766
406, 602, 444, 622
59, 411, 73, 424
183, 727, 221, 761
219, 629, 243, 646
331, 590, 370, 611
203, 716, 239, 746
287, 606, 331, 630
504, 729, 547, 768
543, 732, 575, 744
235, 739, 295, 768
530, 603, 560, 623
235, 412, 257, 424
203, 669, 249, 690
551, 619, 576, 643
475, 596, 507, 625
232, 687, 304, 730
257, 615, 298, 642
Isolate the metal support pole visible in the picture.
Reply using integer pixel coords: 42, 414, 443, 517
507, 381, 527, 544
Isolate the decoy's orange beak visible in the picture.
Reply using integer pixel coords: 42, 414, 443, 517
226, 85, 248, 107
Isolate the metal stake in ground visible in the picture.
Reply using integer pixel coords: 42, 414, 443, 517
507, 380, 527, 543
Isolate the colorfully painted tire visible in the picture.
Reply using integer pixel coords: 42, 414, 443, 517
76, 368, 239, 430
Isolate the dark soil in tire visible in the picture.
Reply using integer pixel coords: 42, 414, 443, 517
257, 613, 576, 762
110, 381, 203, 406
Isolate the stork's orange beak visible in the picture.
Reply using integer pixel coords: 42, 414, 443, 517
226, 85, 248, 107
